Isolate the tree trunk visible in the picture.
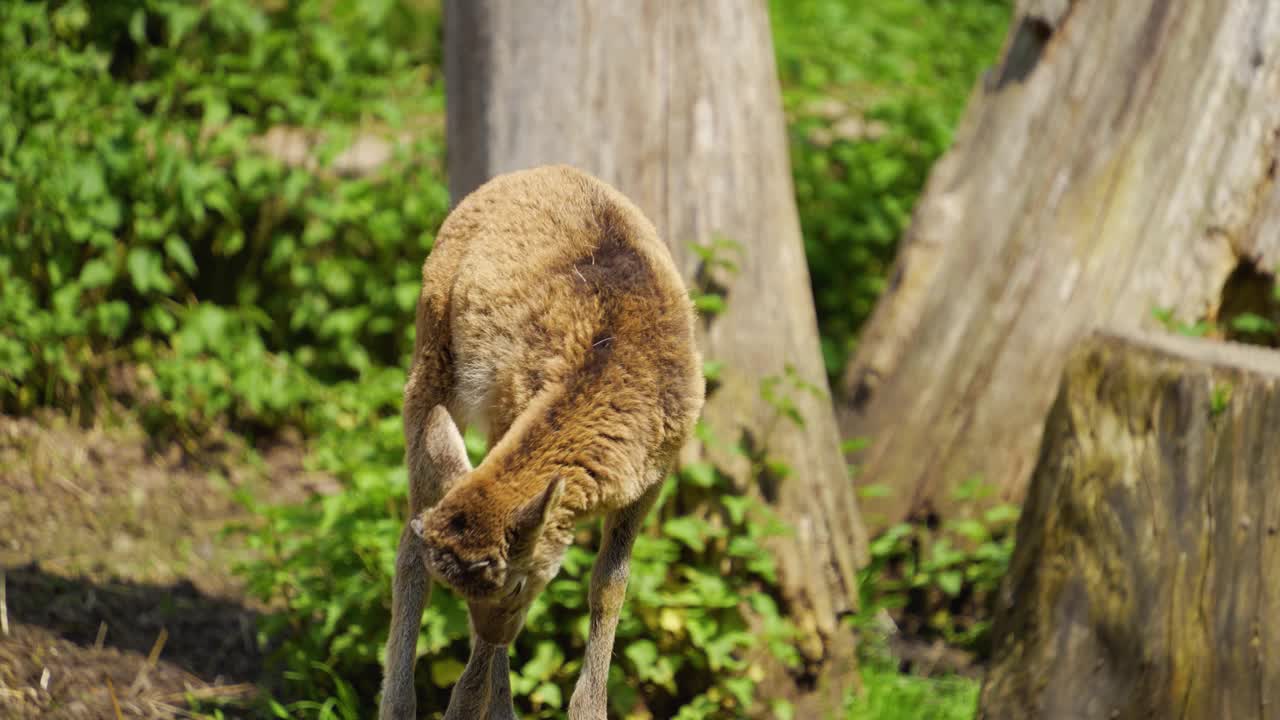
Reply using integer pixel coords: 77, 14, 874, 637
443, 0, 868, 710
837, 0, 1280, 529
978, 329, 1280, 720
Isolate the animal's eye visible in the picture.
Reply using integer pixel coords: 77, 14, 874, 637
449, 513, 468, 533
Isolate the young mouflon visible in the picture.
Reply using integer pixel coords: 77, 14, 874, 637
379, 165, 705, 720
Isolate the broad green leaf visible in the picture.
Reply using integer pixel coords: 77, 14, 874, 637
663, 517, 709, 552
937, 570, 963, 596
164, 236, 198, 276
79, 259, 114, 288
679, 461, 717, 488
692, 293, 727, 315
1231, 312, 1276, 334
126, 247, 172, 294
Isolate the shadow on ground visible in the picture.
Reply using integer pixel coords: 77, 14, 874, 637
0, 410, 331, 719
5, 563, 262, 683
0, 564, 269, 719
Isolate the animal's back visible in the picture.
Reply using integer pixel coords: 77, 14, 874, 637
420, 165, 702, 516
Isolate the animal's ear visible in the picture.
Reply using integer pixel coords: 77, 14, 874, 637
421, 405, 472, 494
508, 477, 565, 558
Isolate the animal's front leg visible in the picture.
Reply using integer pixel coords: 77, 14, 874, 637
443, 636, 515, 720
568, 485, 661, 720
379, 527, 432, 720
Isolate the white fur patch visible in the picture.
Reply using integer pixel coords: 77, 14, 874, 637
453, 357, 496, 436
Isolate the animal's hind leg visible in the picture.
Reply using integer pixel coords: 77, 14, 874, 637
568, 482, 663, 720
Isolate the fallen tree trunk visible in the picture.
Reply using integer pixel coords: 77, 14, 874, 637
979, 330, 1280, 720
838, 0, 1280, 529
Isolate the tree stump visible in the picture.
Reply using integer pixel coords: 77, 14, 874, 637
979, 330, 1280, 720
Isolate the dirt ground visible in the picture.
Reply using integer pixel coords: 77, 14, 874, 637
0, 410, 334, 718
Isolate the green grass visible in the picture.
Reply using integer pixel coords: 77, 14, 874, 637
846, 663, 979, 720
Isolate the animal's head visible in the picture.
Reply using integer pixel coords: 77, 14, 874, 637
412, 475, 565, 604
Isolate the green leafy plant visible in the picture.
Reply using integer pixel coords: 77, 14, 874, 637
844, 659, 978, 720
853, 477, 1019, 652
771, 0, 1013, 376
1210, 382, 1233, 417
1151, 307, 1215, 338
0, 0, 448, 428
1152, 264, 1280, 348
689, 234, 744, 319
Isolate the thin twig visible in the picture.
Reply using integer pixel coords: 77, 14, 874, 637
146, 627, 168, 668
94, 621, 108, 650
128, 627, 168, 695
154, 682, 256, 703
52, 472, 89, 497
107, 678, 124, 720
144, 681, 255, 720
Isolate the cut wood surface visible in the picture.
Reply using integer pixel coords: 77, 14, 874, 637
443, 0, 868, 707
839, 0, 1280, 528
979, 329, 1280, 720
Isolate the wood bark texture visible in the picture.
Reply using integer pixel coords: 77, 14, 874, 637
979, 329, 1280, 720
443, 0, 868, 708
838, 0, 1280, 528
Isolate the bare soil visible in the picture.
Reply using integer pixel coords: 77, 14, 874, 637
0, 410, 333, 718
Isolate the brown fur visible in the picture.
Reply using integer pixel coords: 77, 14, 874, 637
380, 165, 704, 719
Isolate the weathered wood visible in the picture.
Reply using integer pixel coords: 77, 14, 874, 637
839, 0, 1280, 528
443, 0, 868, 708
979, 329, 1280, 720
